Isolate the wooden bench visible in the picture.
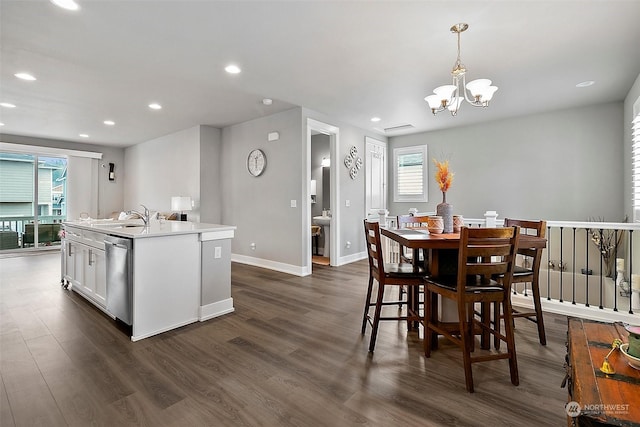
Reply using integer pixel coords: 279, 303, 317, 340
564, 317, 640, 426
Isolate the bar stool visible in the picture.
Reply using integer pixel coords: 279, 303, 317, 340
362, 220, 425, 352
424, 226, 520, 392
494, 219, 547, 348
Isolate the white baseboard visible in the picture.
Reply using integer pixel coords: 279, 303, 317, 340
132, 318, 198, 342
231, 252, 365, 276
334, 251, 366, 266
199, 298, 235, 321
232, 254, 309, 276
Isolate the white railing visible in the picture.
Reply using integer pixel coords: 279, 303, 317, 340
379, 213, 640, 324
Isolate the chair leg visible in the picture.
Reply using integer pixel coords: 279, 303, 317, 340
494, 300, 501, 350
480, 302, 491, 350
361, 276, 374, 334
459, 300, 475, 393
406, 285, 414, 331
502, 297, 520, 387
368, 283, 385, 352
530, 279, 547, 345
424, 287, 433, 358
398, 285, 405, 308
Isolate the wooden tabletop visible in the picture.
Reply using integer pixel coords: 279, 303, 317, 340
380, 227, 547, 250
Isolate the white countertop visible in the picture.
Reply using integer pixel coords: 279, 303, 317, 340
64, 219, 236, 239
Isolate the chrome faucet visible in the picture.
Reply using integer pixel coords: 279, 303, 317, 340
129, 204, 150, 226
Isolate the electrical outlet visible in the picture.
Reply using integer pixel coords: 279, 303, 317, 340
250, 242, 256, 250
290, 199, 297, 208
345, 199, 350, 207
214, 246, 222, 259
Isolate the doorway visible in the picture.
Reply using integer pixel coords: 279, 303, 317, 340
306, 119, 339, 274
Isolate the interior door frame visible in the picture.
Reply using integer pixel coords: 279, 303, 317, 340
305, 118, 339, 273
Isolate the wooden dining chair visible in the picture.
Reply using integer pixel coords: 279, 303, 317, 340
395, 215, 430, 307
423, 226, 520, 392
493, 219, 547, 348
396, 214, 430, 263
362, 220, 425, 352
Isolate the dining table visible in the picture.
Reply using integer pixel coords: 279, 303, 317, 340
380, 226, 547, 324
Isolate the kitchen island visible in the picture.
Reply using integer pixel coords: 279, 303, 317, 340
61, 219, 236, 341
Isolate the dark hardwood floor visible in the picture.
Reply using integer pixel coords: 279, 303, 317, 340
0, 252, 569, 426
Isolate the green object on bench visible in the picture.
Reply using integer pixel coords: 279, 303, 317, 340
0, 231, 19, 250
23, 223, 61, 247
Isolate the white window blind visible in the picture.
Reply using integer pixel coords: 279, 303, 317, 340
393, 145, 428, 202
633, 111, 640, 221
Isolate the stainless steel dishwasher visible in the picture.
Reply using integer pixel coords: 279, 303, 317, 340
105, 235, 133, 325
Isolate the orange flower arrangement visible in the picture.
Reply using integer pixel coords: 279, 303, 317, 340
433, 158, 454, 193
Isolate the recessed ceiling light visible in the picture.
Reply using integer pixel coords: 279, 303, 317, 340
262, 98, 272, 106
225, 64, 241, 74
79, 133, 89, 138
576, 80, 595, 88
15, 72, 36, 81
0, 123, 4, 126
50, 0, 79, 11
371, 117, 381, 122
0, 102, 16, 108
148, 103, 162, 110
103, 120, 115, 126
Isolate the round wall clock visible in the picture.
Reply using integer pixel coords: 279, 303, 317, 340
247, 149, 266, 177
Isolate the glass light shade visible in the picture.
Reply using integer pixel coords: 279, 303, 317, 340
433, 85, 457, 101
424, 95, 442, 109
310, 180, 317, 196
480, 86, 498, 102
171, 196, 192, 212
321, 157, 330, 167
447, 97, 464, 112
465, 79, 491, 96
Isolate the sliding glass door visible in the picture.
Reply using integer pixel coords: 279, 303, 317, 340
0, 152, 67, 251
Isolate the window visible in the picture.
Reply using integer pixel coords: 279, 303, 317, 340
0, 152, 67, 250
633, 105, 640, 221
393, 145, 428, 202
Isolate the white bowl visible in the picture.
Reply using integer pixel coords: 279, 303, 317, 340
620, 343, 640, 370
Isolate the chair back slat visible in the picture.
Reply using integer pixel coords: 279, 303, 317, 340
364, 220, 385, 275
457, 226, 520, 291
397, 215, 430, 229
503, 218, 546, 273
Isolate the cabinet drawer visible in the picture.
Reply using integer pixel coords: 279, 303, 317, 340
81, 230, 105, 250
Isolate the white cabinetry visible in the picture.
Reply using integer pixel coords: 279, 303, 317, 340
62, 226, 107, 309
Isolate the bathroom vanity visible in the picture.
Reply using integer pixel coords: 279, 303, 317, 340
61, 219, 236, 341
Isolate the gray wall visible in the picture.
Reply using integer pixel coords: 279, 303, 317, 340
220, 107, 304, 265
388, 102, 624, 222
125, 125, 201, 220
199, 126, 223, 223
0, 133, 125, 218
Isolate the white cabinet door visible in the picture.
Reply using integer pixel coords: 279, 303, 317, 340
93, 248, 107, 307
82, 246, 106, 308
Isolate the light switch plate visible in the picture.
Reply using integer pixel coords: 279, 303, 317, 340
290, 200, 297, 208
345, 199, 350, 207
214, 246, 222, 259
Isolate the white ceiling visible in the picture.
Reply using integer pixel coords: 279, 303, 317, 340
1, 1, 639, 148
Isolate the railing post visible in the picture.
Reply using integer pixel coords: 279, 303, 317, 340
559, 226, 564, 303
572, 227, 577, 305
585, 228, 590, 307
599, 229, 604, 310
547, 225, 551, 301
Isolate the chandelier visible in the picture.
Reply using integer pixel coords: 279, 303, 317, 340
424, 23, 497, 116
